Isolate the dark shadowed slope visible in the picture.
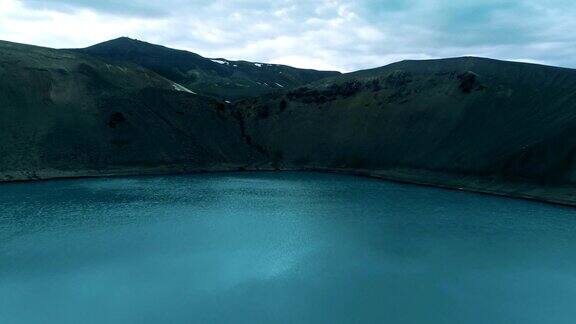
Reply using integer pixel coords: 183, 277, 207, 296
236, 57, 576, 204
71, 37, 340, 101
3, 39, 576, 205
0, 40, 260, 181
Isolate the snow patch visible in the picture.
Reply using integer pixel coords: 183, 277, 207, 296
172, 83, 197, 94
275, 83, 285, 88
254, 63, 263, 67
211, 59, 229, 65
225, 100, 231, 104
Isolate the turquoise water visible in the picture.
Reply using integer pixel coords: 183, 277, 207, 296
1, 172, 576, 324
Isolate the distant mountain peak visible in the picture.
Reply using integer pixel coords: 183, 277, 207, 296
72, 38, 340, 101
108, 36, 134, 42
87, 37, 163, 51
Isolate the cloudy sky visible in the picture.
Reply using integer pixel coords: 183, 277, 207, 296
0, 0, 575, 72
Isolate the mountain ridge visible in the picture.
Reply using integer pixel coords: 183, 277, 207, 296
70, 37, 340, 101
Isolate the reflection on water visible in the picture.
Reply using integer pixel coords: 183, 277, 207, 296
1, 172, 576, 324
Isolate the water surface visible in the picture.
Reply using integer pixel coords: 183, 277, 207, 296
1, 172, 576, 323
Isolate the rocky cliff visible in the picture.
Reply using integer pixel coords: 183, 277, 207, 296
236, 57, 576, 204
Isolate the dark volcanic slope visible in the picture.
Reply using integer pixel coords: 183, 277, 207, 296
235, 57, 576, 204
72, 37, 340, 101
0, 40, 258, 180
3, 38, 576, 205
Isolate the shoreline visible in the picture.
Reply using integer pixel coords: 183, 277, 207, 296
2, 166, 575, 208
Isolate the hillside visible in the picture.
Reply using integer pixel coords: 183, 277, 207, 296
2, 39, 576, 205
234, 57, 576, 204
0, 40, 260, 181
71, 37, 340, 101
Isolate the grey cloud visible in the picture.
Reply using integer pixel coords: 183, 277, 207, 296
22, 0, 206, 17
8, 0, 576, 71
